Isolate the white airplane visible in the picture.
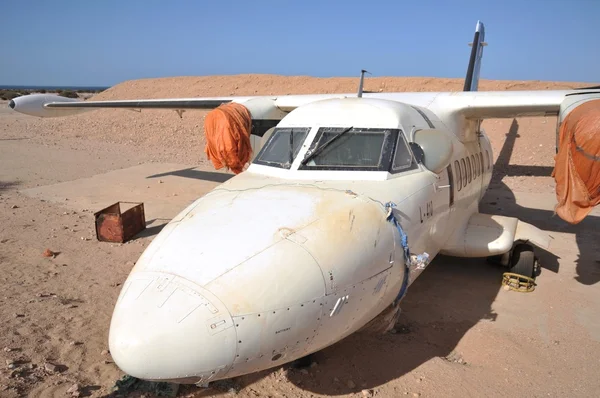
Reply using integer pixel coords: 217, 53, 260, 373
8, 21, 600, 386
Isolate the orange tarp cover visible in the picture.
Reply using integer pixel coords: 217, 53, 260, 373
204, 103, 253, 174
552, 99, 600, 224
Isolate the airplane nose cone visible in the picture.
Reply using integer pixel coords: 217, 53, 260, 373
8, 100, 15, 109
108, 272, 237, 384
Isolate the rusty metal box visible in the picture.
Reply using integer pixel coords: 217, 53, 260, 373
94, 202, 146, 243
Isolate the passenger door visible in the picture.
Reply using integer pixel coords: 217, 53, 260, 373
428, 165, 452, 251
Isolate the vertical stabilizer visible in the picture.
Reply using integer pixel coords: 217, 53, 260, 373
463, 20, 487, 91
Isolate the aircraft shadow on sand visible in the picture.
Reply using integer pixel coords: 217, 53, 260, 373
146, 167, 233, 184
183, 119, 600, 397
488, 119, 600, 286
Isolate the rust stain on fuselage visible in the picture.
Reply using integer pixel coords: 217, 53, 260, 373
312, 192, 385, 247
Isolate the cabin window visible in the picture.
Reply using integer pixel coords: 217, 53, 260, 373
299, 127, 399, 171
467, 156, 472, 183
479, 152, 484, 174
461, 158, 467, 187
447, 164, 455, 207
253, 127, 310, 169
472, 154, 478, 177
454, 160, 462, 191
485, 150, 491, 170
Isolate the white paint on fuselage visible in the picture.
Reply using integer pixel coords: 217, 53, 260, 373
108, 97, 495, 384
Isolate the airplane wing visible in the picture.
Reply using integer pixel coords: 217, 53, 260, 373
9, 89, 600, 120
44, 98, 240, 110
7, 93, 263, 118
9, 92, 386, 118
429, 89, 600, 119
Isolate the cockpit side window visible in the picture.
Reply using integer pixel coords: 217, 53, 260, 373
391, 132, 418, 173
253, 127, 310, 169
299, 127, 397, 171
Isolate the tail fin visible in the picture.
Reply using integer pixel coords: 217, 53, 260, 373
463, 20, 487, 91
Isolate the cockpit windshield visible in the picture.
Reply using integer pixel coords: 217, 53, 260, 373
299, 127, 398, 171
253, 126, 416, 173
253, 127, 310, 169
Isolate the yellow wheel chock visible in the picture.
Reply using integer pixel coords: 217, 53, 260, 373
502, 272, 536, 293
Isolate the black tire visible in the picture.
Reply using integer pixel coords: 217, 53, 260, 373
509, 244, 536, 278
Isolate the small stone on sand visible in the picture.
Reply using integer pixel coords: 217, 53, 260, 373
44, 362, 58, 373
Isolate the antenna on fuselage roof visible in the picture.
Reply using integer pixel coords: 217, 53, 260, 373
357, 69, 371, 98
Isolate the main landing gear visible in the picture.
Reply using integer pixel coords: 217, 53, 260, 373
508, 243, 540, 279
488, 242, 540, 278
488, 242, 541, 292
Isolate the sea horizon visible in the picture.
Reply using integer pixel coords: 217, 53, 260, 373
0, 85, 110, 91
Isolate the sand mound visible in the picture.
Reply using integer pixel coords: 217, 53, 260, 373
91, 74, 585, 100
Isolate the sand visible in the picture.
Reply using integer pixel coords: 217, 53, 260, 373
0, 75, 599, 398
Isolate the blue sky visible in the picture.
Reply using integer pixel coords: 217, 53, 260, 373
2, 0, 599, 86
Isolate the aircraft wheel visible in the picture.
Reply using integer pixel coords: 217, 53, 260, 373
509, 243, 537, 278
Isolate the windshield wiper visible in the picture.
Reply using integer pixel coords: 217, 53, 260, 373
288, 128, 294, 166
300, 126, 354, 166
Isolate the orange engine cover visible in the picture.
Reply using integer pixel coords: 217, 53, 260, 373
552, 99, 600, 224
204, 102, 253, 175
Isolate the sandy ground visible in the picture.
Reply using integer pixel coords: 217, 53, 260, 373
1, 75, 599, 398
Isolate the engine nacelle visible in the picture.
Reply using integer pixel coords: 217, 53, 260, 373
556, 92, 600, 153
234, 97, 288, 156
553, 94, 600, 224
8, 94, 89, 118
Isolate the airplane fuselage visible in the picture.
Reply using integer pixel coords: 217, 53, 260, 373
107, 97, 494, 384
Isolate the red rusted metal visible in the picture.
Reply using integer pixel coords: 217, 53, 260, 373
94, 202, 146, 243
